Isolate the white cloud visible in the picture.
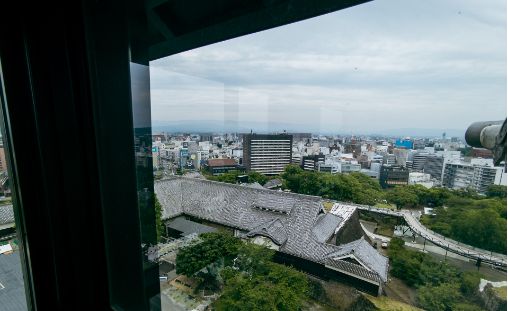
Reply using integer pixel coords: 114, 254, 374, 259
150, 0, 506, 134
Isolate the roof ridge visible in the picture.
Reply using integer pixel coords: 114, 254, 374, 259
156, 176, 324, 201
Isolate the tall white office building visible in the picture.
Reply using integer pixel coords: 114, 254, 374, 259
243, 133, 292, 175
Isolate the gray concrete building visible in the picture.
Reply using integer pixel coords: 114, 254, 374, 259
443, 163, 503, 194
243, 133, 292, 175
302, 154, 325, 171
423, 155, 444, 182
411, 153, 429, 172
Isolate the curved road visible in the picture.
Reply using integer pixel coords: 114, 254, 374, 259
356, 205, 507, 267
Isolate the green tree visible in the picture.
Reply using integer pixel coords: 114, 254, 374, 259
459, 271, 481, 296
389, 238, 485, 310
175, 232, 242, 276
417, 282, 463, 311
426, 187, 452, 207
386, 186, 419, 209
423, 194, 507, 253
486, 185, 507, 198
388, 236, 405, 251
452, 188, 481, 199
235, 242, 275, 275
450, 208, 506, 253
418, 260, 460, 286
215, 262, 309, 311
247, 171, 269, 185
299, 171, 324, 195
348, 172, 385, 205
388, 238, 462, 287
451, 303, 484, 311
281, 165, 385, 205
207, 171, 241, 184
281, 164, 305, 192
389, 253, 424, 286
154, 194, 164, 242
388, 238, 424, 286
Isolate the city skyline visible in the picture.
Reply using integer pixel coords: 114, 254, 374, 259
150, 0, 506, 134
151, 120, 469, 138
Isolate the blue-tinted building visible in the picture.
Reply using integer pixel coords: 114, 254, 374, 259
394, 139, 413, 149
179, 148, 189, 168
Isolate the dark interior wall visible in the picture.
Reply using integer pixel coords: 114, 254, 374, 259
0, 3, 116, 309
0, 1, 155, 309
146, 0, 372, 59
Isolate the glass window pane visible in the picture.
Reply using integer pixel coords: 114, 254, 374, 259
148, 1, 506, 310
0, 71, 28, 311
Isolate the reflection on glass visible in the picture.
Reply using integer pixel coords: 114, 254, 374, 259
149, 1, 507, 310
130, 62, 161, 310
0, 130, 27, 310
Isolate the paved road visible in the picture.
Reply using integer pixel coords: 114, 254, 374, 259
356, 205, 507, 267
160, 293, 186, 311
360, 222, 390, 243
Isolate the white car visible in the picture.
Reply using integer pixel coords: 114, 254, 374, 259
381, 242, 388, 249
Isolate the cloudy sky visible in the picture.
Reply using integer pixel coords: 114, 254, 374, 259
150, 0, 506, 135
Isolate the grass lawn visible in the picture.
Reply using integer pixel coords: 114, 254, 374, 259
493, 286, 507, 300
375, 203, 396, 210
323, 201, 334, 211
365, 295, 423, 311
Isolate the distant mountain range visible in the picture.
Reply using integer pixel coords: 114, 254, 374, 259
152, 120, 315, 134
152, 120, 465, 138
368, 128, 465, 139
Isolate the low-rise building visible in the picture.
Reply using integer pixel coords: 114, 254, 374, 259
382, 154, 396, 166
379, 165, 409, 189
411, 152, 429, 172
205, 158, 242, 175
423, 155, 444, 182
408, 172, 433, 188
318, 162, 340, 174
360, 169, 379, 179
301, 154, 325, 171
443, 162, 504, 194
340, 162, 361, 173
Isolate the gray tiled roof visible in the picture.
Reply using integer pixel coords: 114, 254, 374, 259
252, 194, 294, 214
324, 237, 388, 282
0, 252, 28, 311
312, 213, 343, 244
246, 219, 288, 245
0, 205, 14, 225
167, 216, 217, 236
240, 182, 265, 190
324, 256, 382, 282
263, 179, 282, 189
155, 177, 388, 283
